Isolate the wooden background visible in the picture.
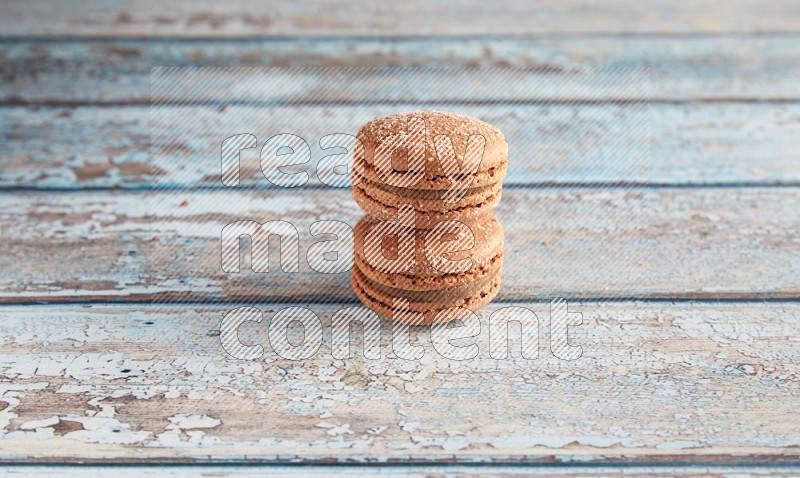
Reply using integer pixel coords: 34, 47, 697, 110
1, 1, 799, 475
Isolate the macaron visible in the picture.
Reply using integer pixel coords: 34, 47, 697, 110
352, 111, 508, 228
351, 213, 504, 324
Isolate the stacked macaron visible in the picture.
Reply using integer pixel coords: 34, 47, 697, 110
351, 111, 507, 324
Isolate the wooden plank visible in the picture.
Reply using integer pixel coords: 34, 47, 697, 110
4, 103, 800, 190
2, 0, 799, 37
3, 37, 800, 103
1, 188, 798, 303
0, 301, 798, 463
0, 466, 798, 476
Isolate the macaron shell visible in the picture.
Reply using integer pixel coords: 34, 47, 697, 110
353, 180, 503, 228
354, 251, 503, 292
351, 264, 502, 325
354, 110, 508, 191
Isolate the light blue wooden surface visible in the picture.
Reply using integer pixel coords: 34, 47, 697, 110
0, 0, 798, 473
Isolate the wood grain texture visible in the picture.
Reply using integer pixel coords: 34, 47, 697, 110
2, 0, 799, 471
4, 102, 800, 189
3, 466, 798, 477
2, 0, 800, 36
3, 37, 800, 103
1, 188, 798, 303
0, 301, 798, 463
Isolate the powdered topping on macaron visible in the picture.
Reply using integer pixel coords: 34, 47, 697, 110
354, 110, 508, 191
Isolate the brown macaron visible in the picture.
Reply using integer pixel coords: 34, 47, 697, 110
351, 213, 504, 324
352, 111, 507, 228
